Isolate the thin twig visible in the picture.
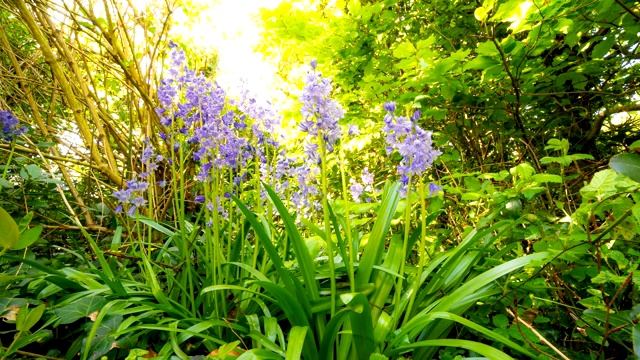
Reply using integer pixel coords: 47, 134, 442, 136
506, 308, 571, 360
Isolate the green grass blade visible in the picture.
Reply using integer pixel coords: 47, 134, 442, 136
433, 252, 550, 313
263, 183, 320, 300
230, 194, 298, 296
385, 339, 515, 360
357, 181, 401, 287
286, 326, 308, 360
391, 311, 537, 358
257, 281, 318, 360
319, 309, 350, 360
344, 293, 375, 360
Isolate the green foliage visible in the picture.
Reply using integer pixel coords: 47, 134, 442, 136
1, 0, 640, 358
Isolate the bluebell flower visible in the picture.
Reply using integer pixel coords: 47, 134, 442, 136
428, 183, 443, 197
0, 110, 28, 141
382, 103, 442, 183
299, 61, 344, 155
350, 181, 364, 203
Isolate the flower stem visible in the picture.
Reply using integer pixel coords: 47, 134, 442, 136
2, 141, 16, 180
395, 176, 412, 307
319, 133, 337, 317
404, 179, 426, 325
339, 143, 356, 293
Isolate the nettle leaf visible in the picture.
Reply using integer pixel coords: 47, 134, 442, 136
591, 270, 628, 285
541, 153, 594, 167
476, 38, 498, 56
580, 169, 619, 200
0, 206, 19, 249
53, 295, 107, 324
393, 41, 416, 58
530, 174, 562, 184
464, 56, 500, 70
610, 153, 640, 183
544, 138, 569, 153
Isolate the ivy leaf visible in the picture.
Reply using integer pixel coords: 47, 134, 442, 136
83, 314, 123, 360
53, 295, 107, 324
609, 153, 640, 183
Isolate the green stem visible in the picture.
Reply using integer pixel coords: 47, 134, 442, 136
319, 133, 337, 317
2, 141, 16, 180
395, 176, 412, 307
339, 143, 356, 292
1, 330, 23, 360
404, 179, 425, 324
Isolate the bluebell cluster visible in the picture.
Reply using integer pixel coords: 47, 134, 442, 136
0, 110, 27, 141
382, 102, 442, 196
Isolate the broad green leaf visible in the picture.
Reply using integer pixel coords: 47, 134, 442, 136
13, 226, 42, 250
580, 169, 620, 200
18, 211, 34, 232
592, 36, 615, 58
23, 164, 42, 179
393, 41, 416, 58
0, 178, 13, 188
0, 205, 19, 249
530, 174, 562, 184
464, 56, 500, 70
18, 304, 45, 332
477, 41, 499, 56
610, 153, 640, 183
53, 295, 107, 324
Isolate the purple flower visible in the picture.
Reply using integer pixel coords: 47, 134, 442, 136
194, 195, 205, 203
383, 103, 442, 181
0, 110, 28, 141
428, 183, 443, 197
348, 124, 360, 136
299, 62, 344, 154
304, 142, 320, 164
383, 102, 396, 113
362, 167, 374, 187
310, 58, 318, 70
350, 182, 364, 203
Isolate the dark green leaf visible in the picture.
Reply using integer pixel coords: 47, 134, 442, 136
610, 153, 640, 183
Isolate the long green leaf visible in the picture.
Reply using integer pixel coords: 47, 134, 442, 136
357, 182, 401, 287
391, 311, 536, 358
385, 339, 514, 360
257, 281, 318, 360
263, 184, 320, 300
230, 194, 298, 297
286, 326, 308, 360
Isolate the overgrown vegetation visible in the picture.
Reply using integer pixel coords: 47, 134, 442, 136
1, 0, 640, 359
